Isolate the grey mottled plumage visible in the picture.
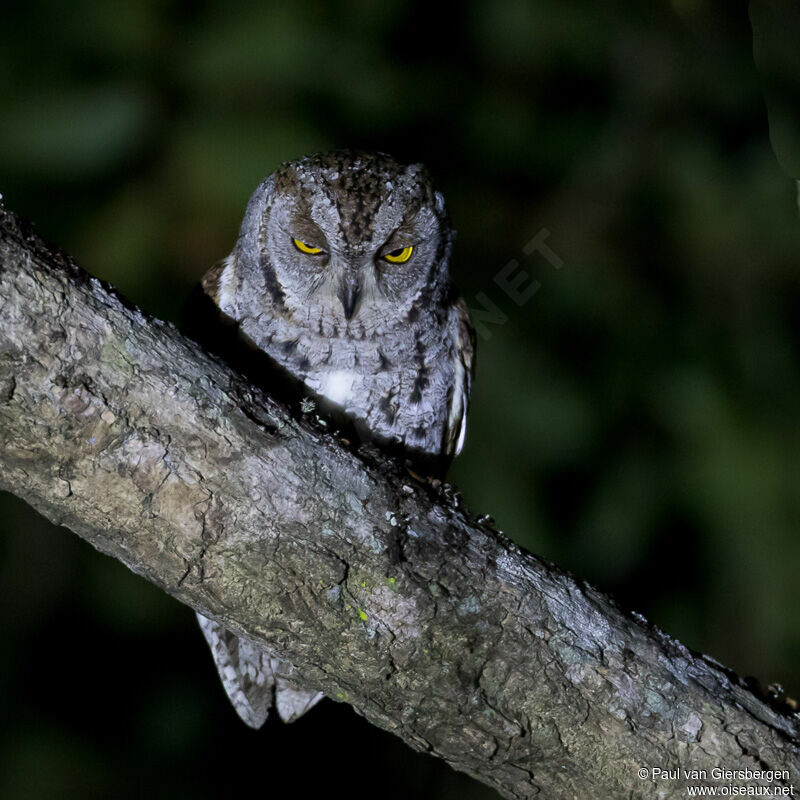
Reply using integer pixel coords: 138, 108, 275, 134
196, 150, 475, 727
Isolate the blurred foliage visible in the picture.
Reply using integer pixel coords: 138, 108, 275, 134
1, 2, 799, 799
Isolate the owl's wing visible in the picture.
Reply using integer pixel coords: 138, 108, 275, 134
197, 612, 273, 728
272, 672, 325, 723
196, 613, 323, 727
201, 253, 236, 308
200, 259, 224, 305
444, 296, 476, 459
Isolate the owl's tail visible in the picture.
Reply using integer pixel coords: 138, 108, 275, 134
196, 613, 324, 728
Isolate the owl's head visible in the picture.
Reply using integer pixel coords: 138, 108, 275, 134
229, 150, 454, 337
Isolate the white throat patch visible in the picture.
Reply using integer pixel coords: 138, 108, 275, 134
318, 369, 357, 406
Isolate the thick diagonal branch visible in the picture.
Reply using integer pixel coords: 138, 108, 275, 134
0, 204, 797, 799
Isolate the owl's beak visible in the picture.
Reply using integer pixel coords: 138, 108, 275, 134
338, 279, 361, 320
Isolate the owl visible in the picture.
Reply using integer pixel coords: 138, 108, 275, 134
194, 150, 475, 727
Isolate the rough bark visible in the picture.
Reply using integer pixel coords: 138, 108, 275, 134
0, 202, 798, 799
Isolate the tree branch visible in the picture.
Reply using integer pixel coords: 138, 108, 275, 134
0, 203, 798, 799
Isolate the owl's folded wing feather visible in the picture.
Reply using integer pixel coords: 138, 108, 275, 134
196, 613, 323, 727
201, 254, 237, 309
444, 296, 476, 459
197, 612, 274, 728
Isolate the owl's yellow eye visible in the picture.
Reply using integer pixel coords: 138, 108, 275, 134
383, 245, 414, 264
293, 237, 323, 255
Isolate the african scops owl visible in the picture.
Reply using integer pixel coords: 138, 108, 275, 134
195, 150, 475, 728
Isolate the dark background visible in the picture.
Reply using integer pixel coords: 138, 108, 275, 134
1, 2, 799, 798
